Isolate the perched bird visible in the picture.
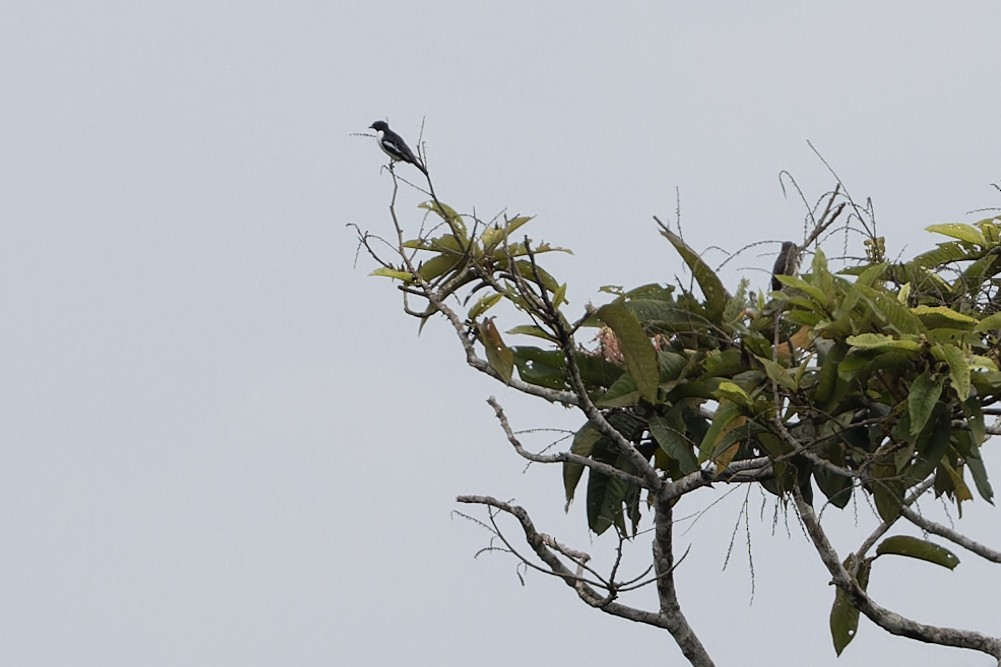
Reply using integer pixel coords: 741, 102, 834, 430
369, 120, 427, 175
771, 241, 801, 291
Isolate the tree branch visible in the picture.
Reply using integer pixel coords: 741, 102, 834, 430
651, 493, 717, 667
793, 487, 1001, 661
854, 477, 935, 561
486, 396, 651, 490
455, 496, 677, 627
901, 506, 1001, 563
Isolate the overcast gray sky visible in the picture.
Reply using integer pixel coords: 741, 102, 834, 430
2, 2, 999, 665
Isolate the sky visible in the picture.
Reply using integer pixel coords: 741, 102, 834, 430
1, 2, 1000, 665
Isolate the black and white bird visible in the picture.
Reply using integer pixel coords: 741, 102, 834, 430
369, 120, 427, 175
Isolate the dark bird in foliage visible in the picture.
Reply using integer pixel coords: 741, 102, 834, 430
771, 241, 801, 291
370, 120, 427, 175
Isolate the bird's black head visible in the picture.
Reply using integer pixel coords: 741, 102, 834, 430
370, 120, 389, 131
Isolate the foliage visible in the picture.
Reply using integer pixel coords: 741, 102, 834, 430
365, 184, 1001, 659
375, 205, 1000, 527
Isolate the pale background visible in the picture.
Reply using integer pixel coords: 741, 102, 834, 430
1, 3, 999, 665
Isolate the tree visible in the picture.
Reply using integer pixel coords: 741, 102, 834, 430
356, 164, 1001, 666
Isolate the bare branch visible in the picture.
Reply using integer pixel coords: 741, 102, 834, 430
854, 477, 935, 561
456, 496, 677, 626
486, 396, 651, 489
901, 505, 1001, 563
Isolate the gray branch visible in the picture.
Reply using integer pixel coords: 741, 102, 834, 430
901, 506, 1001, 564
793, 488, 1001, 661
486, 396, 651, 490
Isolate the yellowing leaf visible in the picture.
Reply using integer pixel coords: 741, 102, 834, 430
926, 222, 986, 246
974, 312, 1001, 332
478, 318, 514, 384
911, 305, 978, 331
846, 333, 922, 351
370, 267, 414, 281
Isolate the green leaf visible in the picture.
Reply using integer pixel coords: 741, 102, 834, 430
714, 380, 754, 411
907, 371, 946, 436
659, 229, 729, 322
468, 293, 503, 320
773, 274, 828, 304
875, 536, 960, 570
755, 355, 798, 391
974, 311, 1001, 332
852, 262, 890, 288
872, 457, 905, 523
857, 286, 923, 335
563, 423, 602, 506
829, 554, 870, 656
511, 260, 561, 293
511, 347, 566, 389
552, 282, 568, 309
648, 413, 699, 474
910, 242, 974, 269
966, 452, 994, 504
904, 405, 952, 484
911, 305, 978, 331
953, 433, 995, 503
698, 400, 744, 462
585, 451, 631, 535
478, 319, 513, 383
506, 324, 558, 343
369, 267, 414, 281
596, 302, 659, 403
482, 215, 534, 251
926, 222, 986, 246
596, 372, 641, 408
932, 343, 971, 401
417, 254, 461, 282
846, 333, 922, 351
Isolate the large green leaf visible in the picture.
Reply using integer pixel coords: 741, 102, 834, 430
910, 242, 974, 269
511, 347, 566, 389
932, 343, 971, 401
563, 423, 602, 505
369, 267, 414, 281
417, 254, 462, 282
478, 319, 513, 383
698, 400, 745, 463
872, 457, 905, 523
660, 229, 728, 323
506, 324, 559, 343
926, 222, 986, 246
773, 274, 829, 304
829, 554, 871, 656
911, 305, 978, 331
904, 405, 951, 485
875, 536, 960, 569
586, 447, 633, 535
974, 311, 1001, 332
596, 302, 659, 403
953, 432, 995, 503
846, 333, 922, 351
857, 286, 923, 335
481, 215, 533, 252
907, 371, 946, 436
649, 413, 699, 474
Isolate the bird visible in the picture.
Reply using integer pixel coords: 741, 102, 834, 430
771, 241, 800, 291
369, 120, 427, 175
